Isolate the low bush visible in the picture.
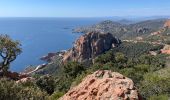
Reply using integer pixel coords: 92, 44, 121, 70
0, 78, 48, 100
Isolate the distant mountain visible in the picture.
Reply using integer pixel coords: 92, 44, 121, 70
117, 19, 135, 25
73, 19, 167, 39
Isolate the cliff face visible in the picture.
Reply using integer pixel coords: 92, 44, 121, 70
60, 70, 141, 100
63, 32, 121, 63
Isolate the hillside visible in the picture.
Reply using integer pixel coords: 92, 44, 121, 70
73, 19, 166, 39
29, 19, 170, 100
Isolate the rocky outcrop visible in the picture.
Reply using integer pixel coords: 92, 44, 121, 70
0, 71, 34, 83
40, 53, 57, 62
16, 77, 35, 83
60, 70, 141, 100
0, 71, 30, 81
151, 31, 161, 35
63, 32, 121, 64
136, 27, 149, 34
164, 19, 170, 28
40, 51, 66, 62
161, 44, 170, 54
150, 19, 170, 36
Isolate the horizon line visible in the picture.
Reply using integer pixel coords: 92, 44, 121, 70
0, 15, 170, 18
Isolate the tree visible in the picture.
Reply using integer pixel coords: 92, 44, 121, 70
0, 34, 22, 74
63, 62, 86, 78
36, 75, 55, 95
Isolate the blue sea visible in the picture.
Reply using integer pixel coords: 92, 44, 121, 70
0, 17, 106, 72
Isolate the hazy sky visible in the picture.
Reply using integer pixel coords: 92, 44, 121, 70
0, 0, 170, 17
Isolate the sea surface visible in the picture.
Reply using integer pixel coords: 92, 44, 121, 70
0, 17, 105, 72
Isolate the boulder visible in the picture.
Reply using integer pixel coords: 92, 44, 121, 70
60, 70, 141, 100
63, 32, 121, 64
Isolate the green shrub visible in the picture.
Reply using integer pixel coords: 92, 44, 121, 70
63, 62, 86, 78
140, 73, 170, 99
95, 50, 115, 64
148, 94, 169, 100
36, 75, 55, 95
0, 78, 48, 100
54, 62, 86, 93
49, 92, 65, 100
17, 87, 48, 100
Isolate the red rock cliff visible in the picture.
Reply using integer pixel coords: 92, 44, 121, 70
63, 32, 121, 63
60, 70, 141, 100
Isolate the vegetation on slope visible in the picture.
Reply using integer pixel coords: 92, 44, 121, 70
73, 19, 166, 39
43, 42, 169, 100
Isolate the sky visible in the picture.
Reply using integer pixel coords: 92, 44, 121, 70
0, 0, 170, 17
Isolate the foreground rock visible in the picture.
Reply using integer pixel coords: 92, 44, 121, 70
60, 70, 141, 100
63, 32, 121, 64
